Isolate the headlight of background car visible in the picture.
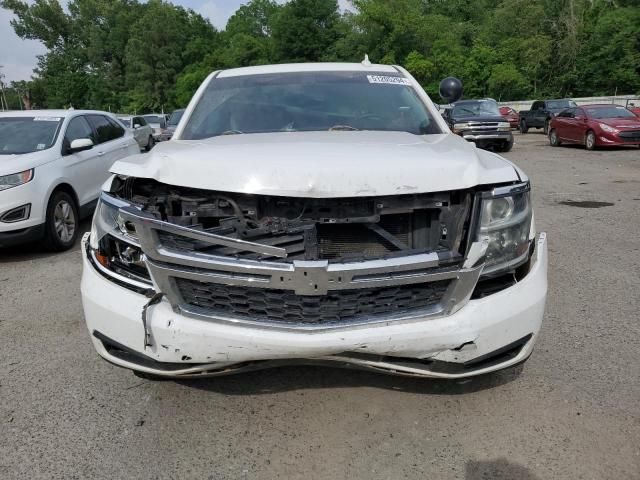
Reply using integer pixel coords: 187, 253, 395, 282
599, 123, 619, 134
478, 184, 533, 276
89, 195, 151, 286
0, 169, 33, 191
453, 122, 470, 134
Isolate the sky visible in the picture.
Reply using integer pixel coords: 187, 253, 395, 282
0, 0, 351, 84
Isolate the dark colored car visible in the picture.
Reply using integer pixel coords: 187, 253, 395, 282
499, 106, 519, 128
519, 99, 577, 134
161, 108, 186, 141
548, 104, 640, 150
443, 99, 514, 152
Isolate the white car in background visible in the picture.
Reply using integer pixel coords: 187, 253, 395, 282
0, 110, 139, 251
142, 114, 167, 141
117, 115, 155, 151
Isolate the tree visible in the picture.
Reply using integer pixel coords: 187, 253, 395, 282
272, 0, 341, 62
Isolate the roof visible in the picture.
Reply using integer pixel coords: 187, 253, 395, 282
454, 98, 497, 104
580, 103, 629, 108
217, 62, 399, 78
0, 109, 115, 118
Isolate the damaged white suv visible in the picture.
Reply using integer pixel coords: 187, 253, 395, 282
81, 63, 547, 380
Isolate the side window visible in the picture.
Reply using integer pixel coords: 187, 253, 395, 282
107, 117, 125, 139
63, 116, 95, 154
532, 102, 542, 111
132, 117, 141, 128
574, 108, 585, 118
87, 115, 123, 143
138, 117, 147, 126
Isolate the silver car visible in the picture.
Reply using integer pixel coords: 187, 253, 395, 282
142, 114, 167, 141
117, 115, 155, 151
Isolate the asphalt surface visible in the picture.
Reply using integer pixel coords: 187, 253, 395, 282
1, 132, 639, 479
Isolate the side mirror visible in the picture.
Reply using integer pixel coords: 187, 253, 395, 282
69, 138, 94, 153
133, 124, 141, 129
439, 77, 463, 104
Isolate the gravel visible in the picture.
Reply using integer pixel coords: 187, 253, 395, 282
1, 132, 638, 479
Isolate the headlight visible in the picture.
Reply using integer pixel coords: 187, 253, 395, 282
477, 183, 533, 275
89, 195, 151, 286
497, 122, 511, 131
599, 123, 619, 134
453, 123, 470, 133
0, 169, 34, 191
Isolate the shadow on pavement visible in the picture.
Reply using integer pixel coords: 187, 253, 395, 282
177, 363, 525, 396
0, 219, 91, 263
465, 458, 540, 480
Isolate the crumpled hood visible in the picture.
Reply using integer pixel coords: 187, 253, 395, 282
0, 149, 58, 176
110, 131, 519, 197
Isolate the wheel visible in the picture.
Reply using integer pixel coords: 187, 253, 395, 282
501, 138, 514, 152
585, 130, 596, 150
543, 119, 550, 135
519, 119, 528, 133
495, 139, 513, 152
145, 136, 155, 151
43, 191, 79, 251
549, 128, 561, 147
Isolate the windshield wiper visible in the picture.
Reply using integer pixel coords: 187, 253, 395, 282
221, 129, 243, 135
328, 125, 359, 131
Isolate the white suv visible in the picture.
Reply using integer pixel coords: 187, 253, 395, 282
0, 110, 140, 250
82, 63, 547, 380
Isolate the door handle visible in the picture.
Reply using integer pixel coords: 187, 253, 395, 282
97, 151, 105, 157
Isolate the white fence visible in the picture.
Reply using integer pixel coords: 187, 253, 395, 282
498, 95, 640, 112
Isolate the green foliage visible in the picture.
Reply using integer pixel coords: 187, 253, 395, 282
2, 0, 639, 110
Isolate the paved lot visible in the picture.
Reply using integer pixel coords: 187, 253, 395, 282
1, 132, 639, 479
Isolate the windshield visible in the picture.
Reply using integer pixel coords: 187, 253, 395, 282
180, 71, 441, 140
548, 100, 577, 109
143, 115, 164, 126
167, 109, 185, 126
453, 100, 500, 117
0, 116, 63, 155
585, 106, 637, 119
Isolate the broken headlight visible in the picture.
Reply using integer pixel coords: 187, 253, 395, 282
89, 195, 151, 286
478, 183, 533, 276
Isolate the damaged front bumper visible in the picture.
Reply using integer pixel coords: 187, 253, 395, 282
81, 232, 548, 379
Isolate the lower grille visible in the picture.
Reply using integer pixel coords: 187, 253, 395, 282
618, 130, 640, 141
175, 278, 451, 325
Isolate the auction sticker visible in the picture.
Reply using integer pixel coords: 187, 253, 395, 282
367, 75, 411, 86
33, 117, 61, 121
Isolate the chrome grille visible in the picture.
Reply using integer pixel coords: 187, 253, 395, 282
176, 278, 451, 325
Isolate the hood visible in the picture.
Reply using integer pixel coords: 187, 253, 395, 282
0, 148, 58, 176
451, 115, 507, 124
596, 117, 640, 129
110, 131, 519, 198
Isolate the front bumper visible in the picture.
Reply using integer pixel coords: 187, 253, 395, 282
81, 233, 548, 379
597, 130, 640, 146
461, 131, 513, 141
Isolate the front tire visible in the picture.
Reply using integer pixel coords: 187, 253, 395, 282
519, 119, 528, 133
496, 139, 513, 152
549, 129, 561, 146
145, 136, 155, 151
543, 119, 550, 135
43, 191, 79, 251
585, 130, 596, 150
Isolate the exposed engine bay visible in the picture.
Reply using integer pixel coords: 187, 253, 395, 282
110, 177, 474, 263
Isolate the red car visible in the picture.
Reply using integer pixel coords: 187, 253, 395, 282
548, 104, 640, 150
499, 106, 519, 128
